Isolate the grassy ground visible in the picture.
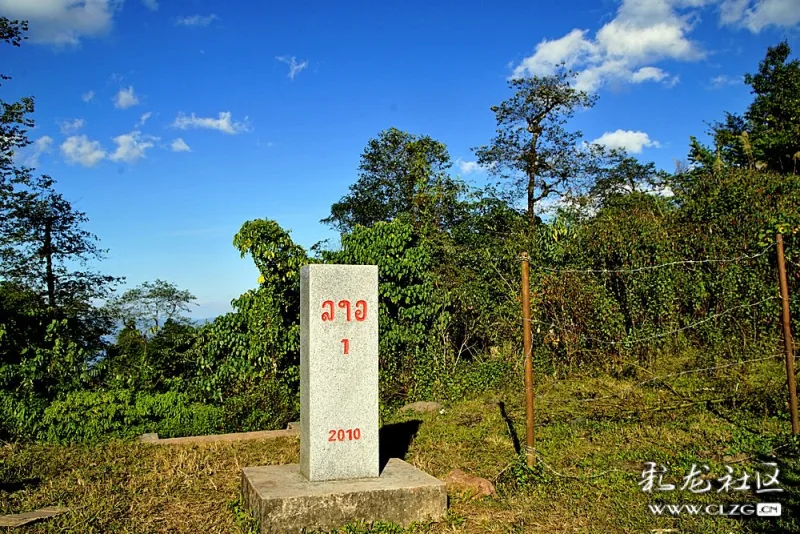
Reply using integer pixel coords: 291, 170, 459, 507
2, 352, 799, 533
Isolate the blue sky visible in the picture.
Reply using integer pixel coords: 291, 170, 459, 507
1, 0, 798, 319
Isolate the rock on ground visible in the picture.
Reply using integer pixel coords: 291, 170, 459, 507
443, 468, 496, 499
398, 401, 442, 413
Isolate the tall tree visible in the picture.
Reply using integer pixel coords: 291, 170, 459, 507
474, 67, 598, 226
106, 279, 197, 336
0, 17, 33, 181
744, 41, 800, 173
101, 280, 197, 391
589, 150, 670, 205
0, 18, 117, 311
322, 128, 467, 234
0, 17, 35, 266
0, 19, 121, 415
693, 41, 800, 174
1, 175, 119, 311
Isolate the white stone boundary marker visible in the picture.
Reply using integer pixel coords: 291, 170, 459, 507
300, 264, 379, 481
241, 263, 446, 532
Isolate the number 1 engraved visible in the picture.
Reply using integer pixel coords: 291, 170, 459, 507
341, 338, 349, 355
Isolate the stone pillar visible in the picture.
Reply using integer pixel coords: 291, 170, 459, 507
300, 264, 379, 481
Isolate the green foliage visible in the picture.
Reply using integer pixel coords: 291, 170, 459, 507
444, 357, 514, 401
185, 218, 308, 432
105, 279, 197, 336
4, 30, 800, 449
322, 219, 439, 403
99, 318, 198, 393
693, 41, 800, 174
0, 19, 123, 444
474, 67, 598, 222
437, 195, 525, 357
744, 40, 800, 173
496, 453, 553, 493
590, 150, 670, 205
322, 128, 466, 234
228, 496, 259, 534
39, 389, 224, 443
0, 17, 33, 184
526, 167, 800, 368
0, 281, 103, 401
220, 375, 298, 433
0, 390, 45, 441
1, 175, 120, 310
674, 168, 800, 343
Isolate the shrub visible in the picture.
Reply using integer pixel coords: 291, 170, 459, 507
38, 389, 224, 443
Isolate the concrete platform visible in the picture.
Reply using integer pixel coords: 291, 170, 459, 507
241, 459, 447, 533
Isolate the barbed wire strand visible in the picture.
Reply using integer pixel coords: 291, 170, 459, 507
521, 243, 775, 275
637, 354, 781, 385
521, 297, 778, 347
493, 448, 618, 483
487, 245, 792, 483
531, 448, 617, 480
537, 354, 781, 406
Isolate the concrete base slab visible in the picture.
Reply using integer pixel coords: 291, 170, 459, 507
241, 459, 447, 533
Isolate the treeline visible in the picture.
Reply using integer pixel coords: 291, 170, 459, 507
1, 17, 799, 443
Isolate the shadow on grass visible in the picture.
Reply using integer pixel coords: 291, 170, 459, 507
498, 401, 521, 455
379, 420, 422, 473
0, 477, 41, 493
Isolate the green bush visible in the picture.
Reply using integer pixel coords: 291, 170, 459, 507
0, 392, 45, 442
445, 357, 515, 401
221, 376, 298, 433
322, 218, 440, 404
38, 389, 224, 443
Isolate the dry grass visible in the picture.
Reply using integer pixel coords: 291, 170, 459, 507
1, 437, 298, 533
2, 355, 799, 533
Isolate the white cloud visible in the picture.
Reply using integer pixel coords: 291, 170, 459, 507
141, 0, 158, 11
26, 135, 54, 167
591, 130, 661, 154
719, 0, 800, 32
276, 56, 309, 80
81, 90, 95, 102
114, 86, 139, 109
109, 131, 157, 163
719, 0, 750, 24
59, 118, 84, 135
176, 14, 218, 27
0, 0, 121, 45
654, 185, 675, 198
61, 135, 106, 167
455, 158, 484, 176
511, 0, 709, 92
511, 29, 596, 76
170, 138, 191, 152
137, 111, 152, 127
630, 66, 668, 83
710, 74, 743, 88
171, 111, 250, 135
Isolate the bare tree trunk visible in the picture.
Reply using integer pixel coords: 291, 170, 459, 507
527, 131, 540, 228
527, 171, 536, 228
44, 217, 55, 308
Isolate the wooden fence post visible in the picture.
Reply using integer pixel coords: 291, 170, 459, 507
776, 233, 799, 435
521, 252, 535, 466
